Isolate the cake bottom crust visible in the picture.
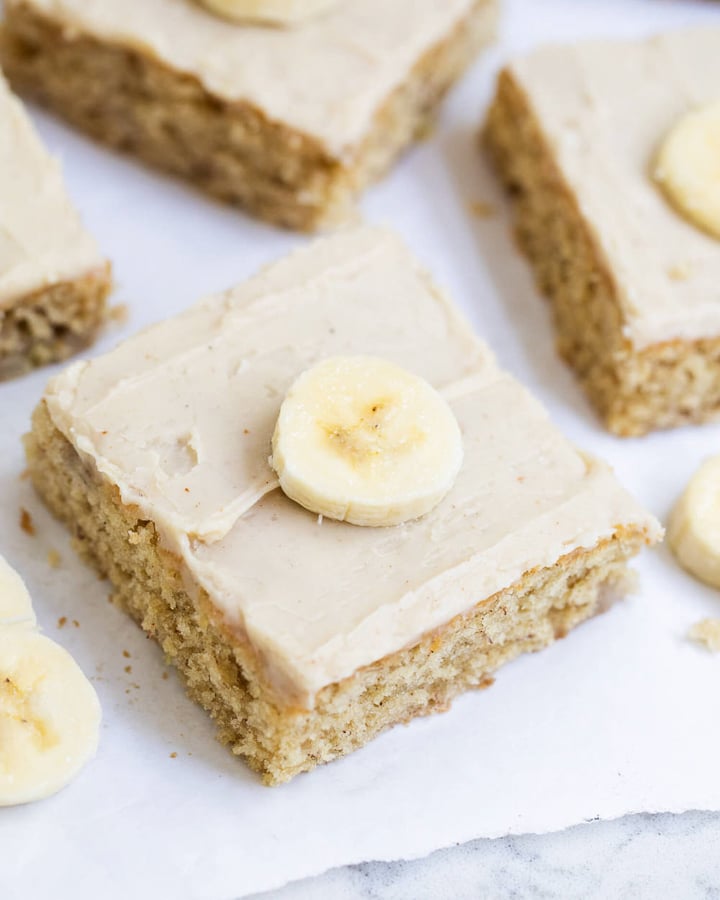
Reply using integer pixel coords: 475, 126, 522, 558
26, 400, 649, 784
483, 69, 720, 437
2, 0, 496, 232
0, 267, 111, 381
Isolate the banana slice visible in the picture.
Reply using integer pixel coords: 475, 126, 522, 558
0, 554, 36, 629
0, 631, 101, 807
654, 102, 720, 239
198, 0, 338, 26
668, 455, 720, 588
271, 356, 463, 527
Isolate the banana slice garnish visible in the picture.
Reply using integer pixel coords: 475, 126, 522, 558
668, 455, 720, 588
271, 356, 464, 527
0, 554, 101, 807
198, 0, 338, 26
654, 102, 720, 239
0, 554, 36, 628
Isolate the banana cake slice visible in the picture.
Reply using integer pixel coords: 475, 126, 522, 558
0, 73, 111, 380
484, 28, 720, 436
25, 227, 661, 784
1, 0, 497, 231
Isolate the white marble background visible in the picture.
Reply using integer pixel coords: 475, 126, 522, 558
255, 812, 720, 899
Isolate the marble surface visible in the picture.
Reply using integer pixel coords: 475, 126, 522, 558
255, 811, 720, 899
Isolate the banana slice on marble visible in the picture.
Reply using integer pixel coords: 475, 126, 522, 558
271, 356, 464, 527
198, 0, 337, 26
668, 455, 720, 588
0, 554, 36, 629
654, 102, 720, 239
0, 630, 101, 807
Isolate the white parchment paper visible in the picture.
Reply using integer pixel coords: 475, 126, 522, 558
1, 1, 720, 897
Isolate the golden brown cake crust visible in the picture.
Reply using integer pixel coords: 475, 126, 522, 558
26, 399, 651, 784
1, 0, 497, 231
483, 68, 720, 437
0, 266, 111, 381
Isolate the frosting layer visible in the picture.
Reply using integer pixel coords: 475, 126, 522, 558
15, 0, 478, 157
510, 28, 720, 349
0, 74, 104, 309
44, 228, 660, 705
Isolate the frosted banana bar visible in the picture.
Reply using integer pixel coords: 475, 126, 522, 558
484, 28, 720, 436
0, 73, 111, 380
26, 227, 661, 783
1, 0, 497, 232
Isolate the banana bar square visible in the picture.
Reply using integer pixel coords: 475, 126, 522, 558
484, 28, 720, 436
1, 0, 497, 231
0, 73, 110, 380
26, 227, 660, 783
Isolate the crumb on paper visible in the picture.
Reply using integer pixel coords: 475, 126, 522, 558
667, 262, 692, 281
57, 616, 67, 629
162, 671, 169, 680
468, 200, 496, 219
124, 665, 132, 674
47, 549, 61, 568
19, 508, 35, 536
170, 752, 178, 759
109, 303, 129, 325
123, 650, 131, 658
72, 619, 80, 628
688, 618, 720, 652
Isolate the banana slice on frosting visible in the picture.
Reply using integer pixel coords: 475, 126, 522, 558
198, 0, 338, 26
271, 356, 464, 527
668, 455, 720, 588
654, 102, 720, 239
0, 554, 36, 628
0, 631, 101, 807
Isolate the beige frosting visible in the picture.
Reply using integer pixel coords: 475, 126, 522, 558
16, 0, 477, 157
44, 228, 660, 706
0, 74, 104, 310
510, 28, 720, 349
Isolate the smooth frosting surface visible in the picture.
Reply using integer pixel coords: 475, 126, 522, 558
510, 28, 720, 349
18, 0, 478, 157
44, 228, 660, 705
0, 74, 103, 309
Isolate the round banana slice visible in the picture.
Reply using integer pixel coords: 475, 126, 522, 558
668, 455, 720, 588
198, 0, 338, 26
0, 554, 36, 629
0, 631, 101, 807
271, 356, 464, 527
654, 102, 720, 239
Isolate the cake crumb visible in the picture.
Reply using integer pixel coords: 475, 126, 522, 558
124, 665, 132, 674
468, 200, 496, 219
47, 549, 62, 568
667, 262, 692, 281
123, 650, 131, 658
109, 303, 129, 325
162, 671, 169, 680
688, 618, 720, 652
170, 752, 178, 759
57, 616, 67, 629
72, 619, 80, 628
19, 508, 35, 536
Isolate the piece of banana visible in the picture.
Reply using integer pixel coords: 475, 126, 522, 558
654, 102, 720, 239
668, 455, 720, 588
198, 0, 338, 26
271, 356, 464, 527
0, 554, 36, 628
0, 631, 101, 807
